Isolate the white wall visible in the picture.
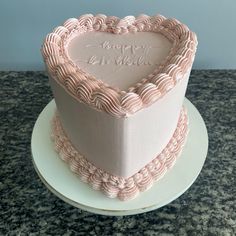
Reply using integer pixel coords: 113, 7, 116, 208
0, 0, 235, 70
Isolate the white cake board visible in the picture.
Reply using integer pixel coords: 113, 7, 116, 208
31, 98, 208, 216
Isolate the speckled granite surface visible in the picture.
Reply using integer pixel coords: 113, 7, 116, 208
0, 70, 235, 235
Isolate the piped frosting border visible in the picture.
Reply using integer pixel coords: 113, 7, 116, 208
42, 14, 197, 117
51, 107, 188, 201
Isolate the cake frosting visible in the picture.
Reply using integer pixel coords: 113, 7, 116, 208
41, 14, 197, 201
67, 31, 172, 90
42, 14, 197, 117
51, 108, 188, 201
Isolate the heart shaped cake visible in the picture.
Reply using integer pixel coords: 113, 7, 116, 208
42, 14, 197, 201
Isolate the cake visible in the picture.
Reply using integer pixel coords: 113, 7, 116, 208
41, 14, 197, 201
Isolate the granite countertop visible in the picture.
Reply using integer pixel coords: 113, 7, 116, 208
1, 70, 236, 235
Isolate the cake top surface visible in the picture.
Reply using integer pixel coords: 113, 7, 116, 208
67, 31, 172, 91
42, 14, 197, 117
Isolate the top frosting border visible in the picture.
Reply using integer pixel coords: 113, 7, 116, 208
42, 14, 197, 117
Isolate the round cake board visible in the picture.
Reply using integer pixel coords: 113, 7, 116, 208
31, 98, 208, 216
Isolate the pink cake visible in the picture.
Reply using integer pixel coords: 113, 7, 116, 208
41, 14, 197, 201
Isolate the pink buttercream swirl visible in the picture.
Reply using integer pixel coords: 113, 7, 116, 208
120, 92, 143, 114
42, 14, 197, 117
92, 87, 124, 116
51, 107, 188, 201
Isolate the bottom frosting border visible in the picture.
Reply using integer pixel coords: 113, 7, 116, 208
51, 107, 188, 201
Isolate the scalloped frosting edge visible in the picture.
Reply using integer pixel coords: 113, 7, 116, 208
51, 107, 188, 201
42, 14, 197, 117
